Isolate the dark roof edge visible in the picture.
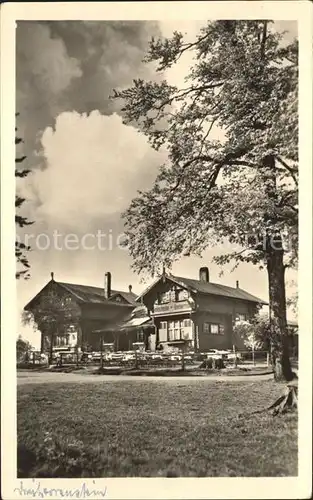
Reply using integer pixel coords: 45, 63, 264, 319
24, 280, 137, 310
24, 280, 54, 310
136, 274, 268, 305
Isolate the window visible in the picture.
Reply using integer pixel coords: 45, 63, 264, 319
159, 291, 170, 304
160, 321, 167, 330
210, 324, 219, 335
166, 319, 192, 341
184, 319, 191, 327
159, 286, 189, 304
168, 320, 174, 340
159, 327, 167, 342
170, 288, 176, 302
203, 323, 225, 335
61, 296, 72, 307
203, 322, 210, 333
177, 289, 188, 301
137, 331, 144, 342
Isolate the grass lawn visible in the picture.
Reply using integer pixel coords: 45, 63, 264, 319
17, 379, 297, 477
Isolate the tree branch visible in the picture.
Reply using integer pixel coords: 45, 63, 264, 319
15, 156, 27, 164
276, 156, 298, 185
260, 21, 268, 59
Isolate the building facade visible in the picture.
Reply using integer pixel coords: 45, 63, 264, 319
24, 272, 138, 353
138, 267, 267, 352
24, 268, 267, 353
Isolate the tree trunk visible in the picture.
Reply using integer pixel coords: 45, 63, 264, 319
262, 154, 294, 383
40, 333, 44, 354
265, 237, 293, 382
49, 332, 54, 365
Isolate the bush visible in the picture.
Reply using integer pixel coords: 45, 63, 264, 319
214, 358, 225, 370
199, 357, 225, 370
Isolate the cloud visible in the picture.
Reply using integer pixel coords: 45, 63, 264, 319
17, 23, 82, 95
16, 22, 81, 164
20, 111, 165, 231
16, 21, 161, 169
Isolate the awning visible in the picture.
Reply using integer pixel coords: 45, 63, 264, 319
93, 316, 154, 334
120, 316, 151, 329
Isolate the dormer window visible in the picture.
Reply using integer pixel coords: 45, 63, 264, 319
159, 291, 170, 304
62, 296, 72, 306
170, 287, 176, 302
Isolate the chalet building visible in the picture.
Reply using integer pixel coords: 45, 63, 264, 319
24, 272, 139, 352
137, 267, 267, 352
24, 267, 267, 354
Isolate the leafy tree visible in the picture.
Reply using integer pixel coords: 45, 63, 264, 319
233, 316, 268, 365
23, 291, 81, 364
16, 335, 32, 362
113, 21, 298, 384
234, 314, 271, 348
16, 113, 33, 279
286, 280, 298, 318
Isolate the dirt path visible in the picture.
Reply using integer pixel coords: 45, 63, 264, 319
17, 370, 274, 385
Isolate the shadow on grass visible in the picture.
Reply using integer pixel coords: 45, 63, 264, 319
94, 367, 273, 377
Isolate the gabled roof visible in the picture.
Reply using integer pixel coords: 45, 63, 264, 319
172, 275, 268, 304
108, 291, 138, 306
137, 273, 268, 305
58, 282, 138, 305
25, 279, 138, 310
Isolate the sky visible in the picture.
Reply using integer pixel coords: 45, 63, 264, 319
16, 20, 298, 347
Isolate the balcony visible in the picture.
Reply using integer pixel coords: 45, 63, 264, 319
152, 300, 194, 316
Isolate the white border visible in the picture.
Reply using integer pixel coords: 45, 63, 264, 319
1, 2, 312, 499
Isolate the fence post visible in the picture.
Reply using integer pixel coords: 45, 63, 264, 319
33, 352, 35, 366
233, 345, 238, 368
75, 345, 79, 368
252, 345, 255, 366
100, 336, 104, 369
266, 351, 270, 368
135, 348, 139, 369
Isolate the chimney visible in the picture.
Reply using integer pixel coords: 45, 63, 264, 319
199, 267, 209, 283
104, 272, 111, 299
236, 280, 239, 288
129, 285, 132, 293
51, 272, 54, 281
